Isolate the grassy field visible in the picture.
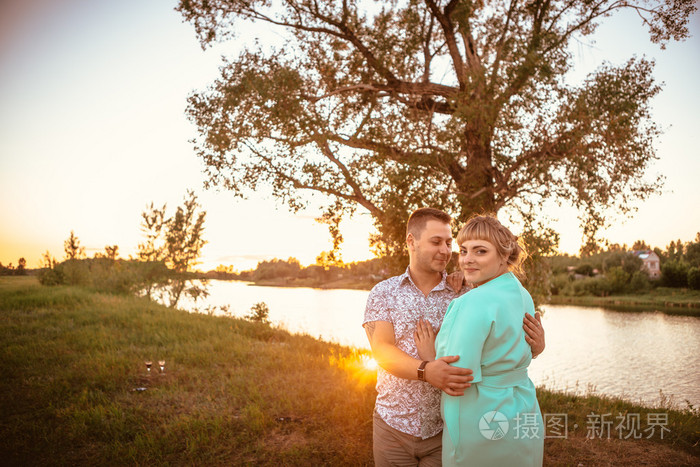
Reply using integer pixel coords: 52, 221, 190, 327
1, 276, 698, 466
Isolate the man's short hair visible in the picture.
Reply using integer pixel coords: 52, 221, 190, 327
406, 208, 452, 239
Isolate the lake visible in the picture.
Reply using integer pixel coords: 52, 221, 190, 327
178, 280, 700, 408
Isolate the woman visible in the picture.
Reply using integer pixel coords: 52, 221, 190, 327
421, 215, 543, 466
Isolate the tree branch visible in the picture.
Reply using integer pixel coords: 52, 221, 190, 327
303, 81, 458, 102
316, 138, 384, 217
424, 0, 467, 88
489, 0, 519, 93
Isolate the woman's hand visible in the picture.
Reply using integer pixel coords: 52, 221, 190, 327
523, 312, 545, 358
446, 270, 466, 292
414, 319, 437, 361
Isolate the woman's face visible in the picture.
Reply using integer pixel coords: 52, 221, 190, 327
458, 238, 508, 286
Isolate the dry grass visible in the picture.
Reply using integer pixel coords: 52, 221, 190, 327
545, 436, 698, 466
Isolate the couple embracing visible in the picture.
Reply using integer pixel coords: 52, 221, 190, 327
363, 208, 545, 466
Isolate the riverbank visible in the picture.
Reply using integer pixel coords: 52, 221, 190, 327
252, 276, 377, 290
549, 287, 700, 314
242, 277, 700, 312
1, 276, 698, 465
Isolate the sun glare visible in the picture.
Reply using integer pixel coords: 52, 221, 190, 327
361, 354, 379, 371
328, 350, 378, 387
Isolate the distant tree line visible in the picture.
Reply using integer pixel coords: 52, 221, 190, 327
0, 257, 28, 276
35, 191, 208, 308
206, 257, 389, 287
549, 234, 700, 296
12, 196, 698, 300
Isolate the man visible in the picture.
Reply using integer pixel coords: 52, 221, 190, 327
363, 207, 545, 466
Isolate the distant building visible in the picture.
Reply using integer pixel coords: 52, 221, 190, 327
632, 250, 661, 279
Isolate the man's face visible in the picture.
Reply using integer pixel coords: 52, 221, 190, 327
408, 219, 453, 274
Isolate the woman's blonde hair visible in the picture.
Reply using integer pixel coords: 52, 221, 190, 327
456, 215, 528, 278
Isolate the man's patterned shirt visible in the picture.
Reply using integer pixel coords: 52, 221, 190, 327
363, 268, 465, 439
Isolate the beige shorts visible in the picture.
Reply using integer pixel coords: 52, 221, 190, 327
373, 411, 442, 467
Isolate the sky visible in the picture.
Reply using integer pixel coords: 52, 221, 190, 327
1, 1, 699, 272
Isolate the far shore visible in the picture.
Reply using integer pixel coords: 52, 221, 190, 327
212, 277, 700, 314
547, 286, 700, 313
250, 277, 377, 291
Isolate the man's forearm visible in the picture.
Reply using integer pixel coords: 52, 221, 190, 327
371, 341, 423, 380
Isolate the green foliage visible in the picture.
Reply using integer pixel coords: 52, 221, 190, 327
629, 270, 651, 292
605, 267, 630, 294
632, 240, 651, 250
520, 221, 560, 309
178, 0, 695, 263
575, 263, 594, 276
602, 251, 643, 276
315, 203, 345, 268
569, 276, 613, 297
661, 260, 690, 288
57, 258, 92, 286
137, 191, 208, 307
549, 254, 578, 275
549, 234, 700, 296
229, 256, 387, 289
685, 236, 700, 266
246, 302, 270, 324
37, 258, 169, 295
652, 233, 700, 288
252, 258, 302, 281
687, 267, 700, 290
664, 239, 685, 262
103, 245, 119, 260
16, 258, 27, 275
63, 230, 85, 260
37, 267, 64, 286
0, 258, 29, 276
549, 272, 572, 296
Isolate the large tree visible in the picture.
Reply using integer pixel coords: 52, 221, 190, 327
178, 0, 694, 265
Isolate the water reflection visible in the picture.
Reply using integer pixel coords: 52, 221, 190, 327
178, 280, 369, 348
530, 305, 700, 408
176, 280, 700, 408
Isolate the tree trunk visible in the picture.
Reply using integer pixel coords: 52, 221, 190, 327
456, 124, 496, 221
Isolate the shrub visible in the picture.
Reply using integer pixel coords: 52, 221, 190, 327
688, 267, 700, 290
55, 259, 91, 286
549, 273, 572, 296
606, 267, 630, 294
603, 252, 643, 276
661, 260, 689, 287
246, 302, 270, 324
37, 258, 169, 295
570, 276, 612, 297
629, 271, 650, 292
38, 267, 65, 286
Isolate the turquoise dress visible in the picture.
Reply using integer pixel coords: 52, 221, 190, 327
435, 272, 544, 466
